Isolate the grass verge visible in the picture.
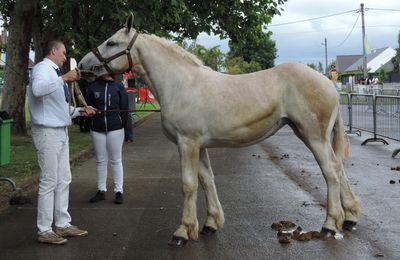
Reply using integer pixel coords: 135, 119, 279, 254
0, 101, 159, 194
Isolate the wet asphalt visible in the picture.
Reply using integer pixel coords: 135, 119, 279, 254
1, 113, 400, 259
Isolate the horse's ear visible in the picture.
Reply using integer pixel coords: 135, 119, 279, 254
125, 13, 133, 33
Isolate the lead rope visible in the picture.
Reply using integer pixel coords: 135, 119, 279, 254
72, 81, 88, 107
69, 81, 88, 117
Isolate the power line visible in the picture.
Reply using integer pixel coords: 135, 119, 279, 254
269, 5, 398, 48
269, 7, 400, 28
366, 7, 400, 12
335, 12, 360, 48
272, 24, 400, 37
269, 9, 358, 27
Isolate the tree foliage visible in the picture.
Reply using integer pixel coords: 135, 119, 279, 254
392, 32, 400, 72
307, 62, 324, 73
377, 67, 388, 84
228, 33, 277, 70
225, 57, 261, 74
180, 41, 265, 73
193, 45, 225, 71
328, 60, 336, 70
180, 41, 226, 71
1, 0, 287, 60
0, 0, 287, 134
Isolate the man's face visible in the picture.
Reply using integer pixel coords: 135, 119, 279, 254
51, 43, 67, 68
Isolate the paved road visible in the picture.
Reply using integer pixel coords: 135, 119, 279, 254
1, 113, 400, 259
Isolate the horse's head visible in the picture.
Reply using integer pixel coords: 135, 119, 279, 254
78, 14, 139, 78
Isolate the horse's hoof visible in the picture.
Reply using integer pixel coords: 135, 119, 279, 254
343, 221, 357, 231
320, 228, 336, 240
200, 226, 217, 236
168, 236, 188, 247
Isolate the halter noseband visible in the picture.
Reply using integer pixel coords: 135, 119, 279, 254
91, 31, 139, 75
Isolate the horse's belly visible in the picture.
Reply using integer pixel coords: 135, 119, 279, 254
206, 116, 287, 147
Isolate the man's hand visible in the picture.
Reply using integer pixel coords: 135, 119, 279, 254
79, 106, 97, 117
62, 68, 81, 82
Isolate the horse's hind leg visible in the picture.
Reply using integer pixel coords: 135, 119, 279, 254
170, 137, 200, 246
198, 148, 225, 235
307, 141, 346, 233
290, 124, 345, 233
338, 167, 361, 230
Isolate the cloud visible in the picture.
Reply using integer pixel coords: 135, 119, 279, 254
192, 1, 400, 68
270, 0, 400, 65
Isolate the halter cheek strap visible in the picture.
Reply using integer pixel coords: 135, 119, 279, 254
91, 31, 139, 75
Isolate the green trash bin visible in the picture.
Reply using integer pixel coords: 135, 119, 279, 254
0, 110, 13, 166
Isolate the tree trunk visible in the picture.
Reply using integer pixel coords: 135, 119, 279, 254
1, 0, 39, 135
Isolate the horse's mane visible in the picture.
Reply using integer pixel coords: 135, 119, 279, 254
142, 34, 207, 68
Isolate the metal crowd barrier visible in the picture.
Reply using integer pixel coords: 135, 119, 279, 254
339, 93, 400, 158
381, 89, 400, 96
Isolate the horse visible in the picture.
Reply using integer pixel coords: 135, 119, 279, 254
78, 15, 361, 246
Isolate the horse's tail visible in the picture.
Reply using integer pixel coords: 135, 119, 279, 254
332, 108, 350, 160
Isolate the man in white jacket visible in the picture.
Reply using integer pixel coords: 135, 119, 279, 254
28, 39, 96, 245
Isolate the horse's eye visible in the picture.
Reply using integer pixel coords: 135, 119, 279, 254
106, 41, 117, 47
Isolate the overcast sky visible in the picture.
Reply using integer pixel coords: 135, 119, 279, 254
196, 0, 400, 67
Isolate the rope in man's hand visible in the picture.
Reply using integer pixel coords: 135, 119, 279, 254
71, 81, 88, 107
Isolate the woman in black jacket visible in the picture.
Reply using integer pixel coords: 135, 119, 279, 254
86, 74, 129, 204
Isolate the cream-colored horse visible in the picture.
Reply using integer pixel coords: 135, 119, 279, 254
79, 15, 360, 246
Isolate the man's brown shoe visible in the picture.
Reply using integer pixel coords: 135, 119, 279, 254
55, 225, 88, 237
38, 232, 68, 245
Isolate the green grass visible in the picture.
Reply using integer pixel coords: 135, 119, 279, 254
0, 101, 159, 193
133, 101, 160, 119
0, 125, 92, 192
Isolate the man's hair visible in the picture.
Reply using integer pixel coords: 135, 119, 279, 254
43, 40, 64, 56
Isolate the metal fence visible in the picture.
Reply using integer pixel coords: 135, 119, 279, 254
340, 93, 400, 157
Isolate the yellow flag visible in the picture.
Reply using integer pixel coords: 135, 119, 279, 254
364, 35, 371, 55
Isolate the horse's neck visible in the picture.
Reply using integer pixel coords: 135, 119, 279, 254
135, 36, 200, 102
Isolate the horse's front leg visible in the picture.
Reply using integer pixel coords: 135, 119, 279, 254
169, 137, 200, 246
198, 148, 225, 235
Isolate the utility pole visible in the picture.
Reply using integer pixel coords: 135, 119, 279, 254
324, 37, 328, 75
321, 37, 328, 75
361, 3, 368, 78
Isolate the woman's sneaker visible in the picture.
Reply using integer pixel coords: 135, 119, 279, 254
89, 190, 106, 203
114, 192, 124, 204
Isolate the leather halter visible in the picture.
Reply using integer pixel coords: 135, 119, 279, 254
91, 31, 139, 75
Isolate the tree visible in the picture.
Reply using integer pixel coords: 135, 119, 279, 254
179, 40, 198, 54
377, 67, 388, 84
307, 62, 324, 73
228, 33, 277, 70
0, 0, 39, 135
193, 45, 225, 71
307, 63, 317, 71
22, 0, 287, 61
317, 61, 323, 73
392, 31, 400, 72
328, 60, 336, 70
0, 0, 287, 134
225, 57, 261, 74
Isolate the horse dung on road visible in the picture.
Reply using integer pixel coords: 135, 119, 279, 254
78, 14, 361, 246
